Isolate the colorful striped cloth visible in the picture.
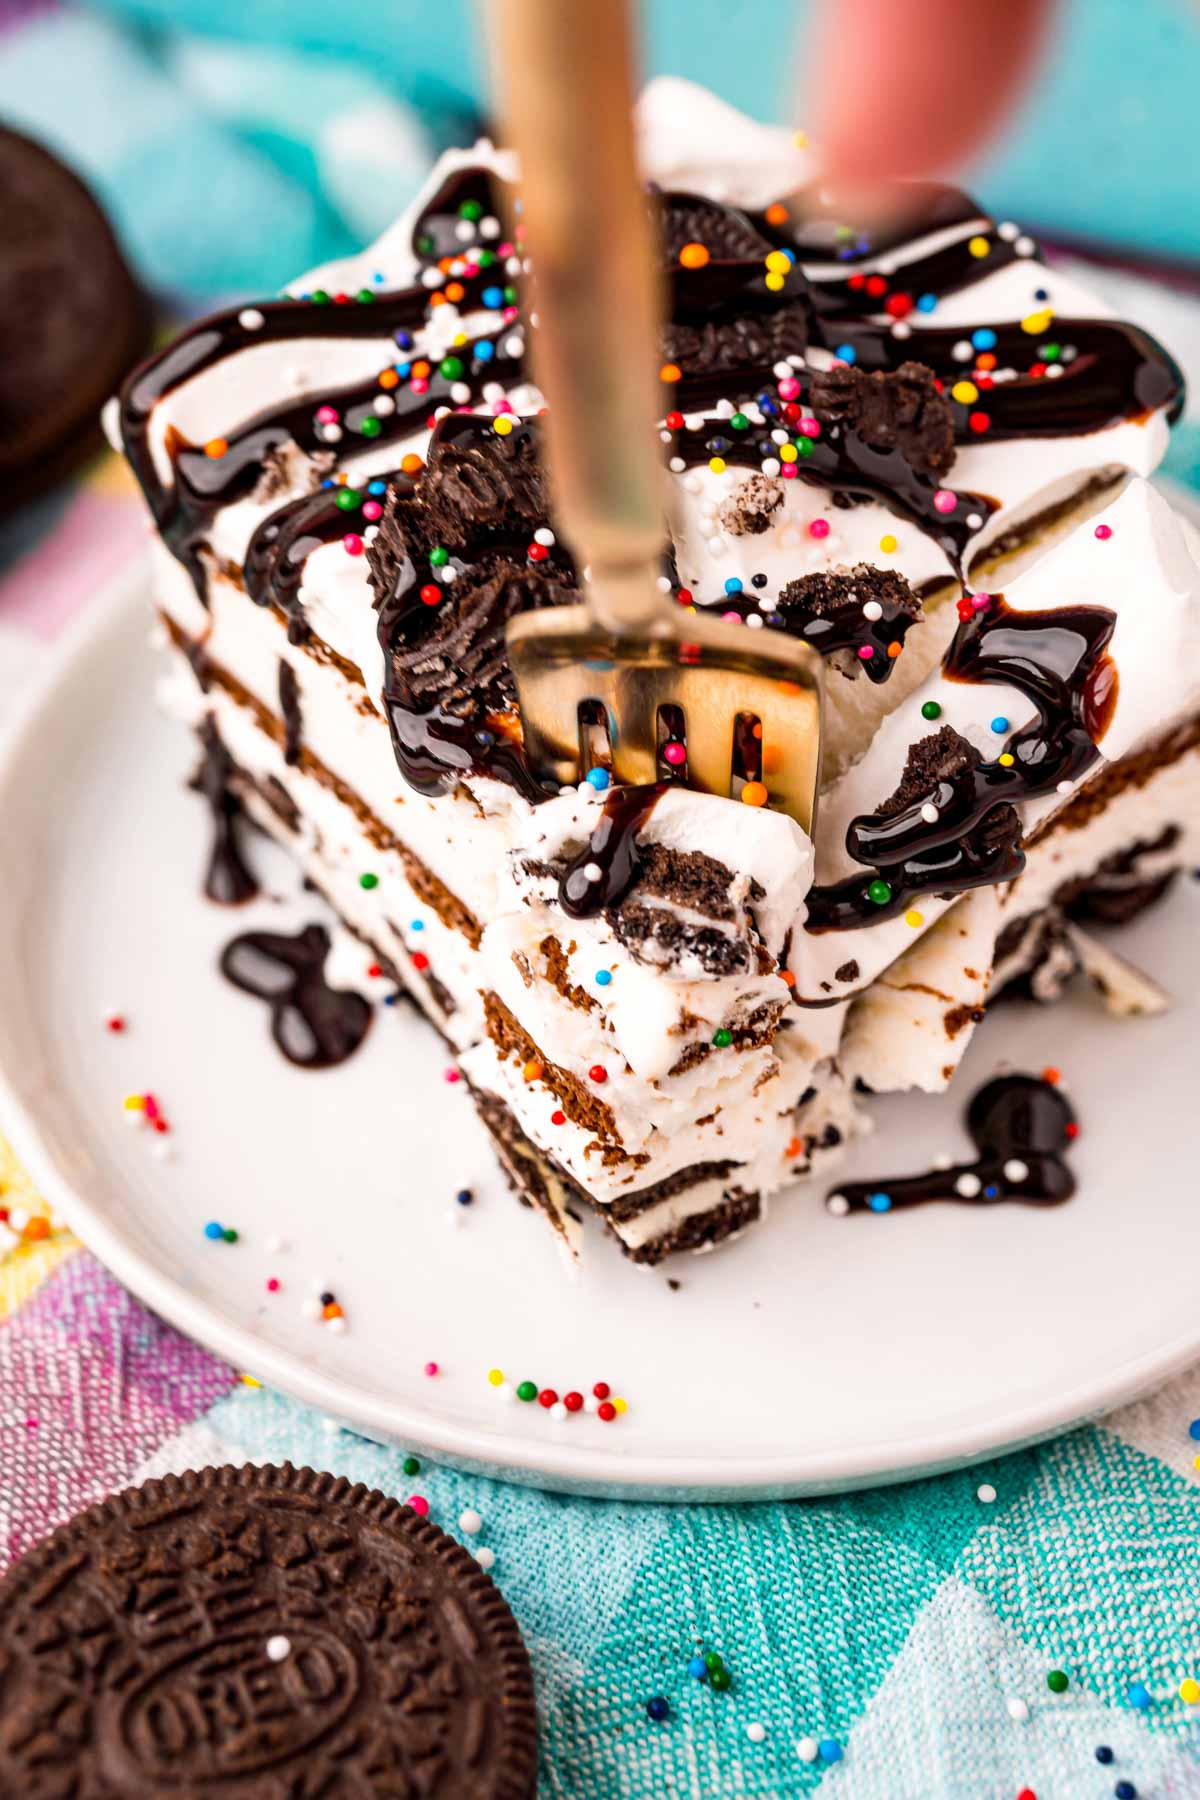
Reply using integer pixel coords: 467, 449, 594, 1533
3, 280, 1200, 1793
1, 1189, 1199, 1797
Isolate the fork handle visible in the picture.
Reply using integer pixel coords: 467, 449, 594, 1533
486, 0, 667, 634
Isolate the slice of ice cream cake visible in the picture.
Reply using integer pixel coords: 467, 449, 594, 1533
114, 82, 1199, 1263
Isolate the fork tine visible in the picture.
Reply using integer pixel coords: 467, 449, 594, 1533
507, 601, 824, 829
607, 665, 664, 789
754, 680, 823, 828
674, 667, 823, 830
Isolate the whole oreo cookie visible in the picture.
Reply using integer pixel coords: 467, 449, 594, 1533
0, 126, 150, 511
0, 1463, 538, 1797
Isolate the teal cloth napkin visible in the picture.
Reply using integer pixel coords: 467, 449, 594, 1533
0, 9, 438, 295
143, 1343, 1200, 1798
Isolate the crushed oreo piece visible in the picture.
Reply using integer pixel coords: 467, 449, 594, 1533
1060, 825, 1182, 926
719, 473, 786, 536
368, 419, 577, 719
835, 959, 860, 984
777, 563, 922, 623
386, 553, 574, 716
606, 844, 752, 974
658, 191, 773, 266
612, 906, 752, 976
994, 908, 1081, 1003
278, 657, 302, 765
764, 564, 924, 684
368, 421, 553, 589
660, 307, 809, 381
877, 724, 981, 817
973, 799, 1025, 862
618, 843, 738, 919
809, 360, 956, 481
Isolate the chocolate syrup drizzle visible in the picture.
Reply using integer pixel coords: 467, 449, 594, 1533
775, 589, 919, 682
805, 595, 1118, 930
814, 317, 1180, 437
668, 188, 1183, 439
119, 168, 514, 602
667, 412, 987, 579
558, 785, 664, 918
244, 483, 379, 643
828, 1072, 1077, 1214
190, 719, 259, 905
807, 226, 1021, 318
751, 183, 1183, 430
120, 161, 1181, 821
219, 923, 372, 1068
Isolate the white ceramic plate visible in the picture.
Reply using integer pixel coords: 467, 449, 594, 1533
1, 555, 1198, 1500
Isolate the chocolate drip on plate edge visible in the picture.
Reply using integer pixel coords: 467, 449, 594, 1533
191, 718, 259, 905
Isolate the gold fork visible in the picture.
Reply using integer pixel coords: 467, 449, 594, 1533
487, 0, 823, 830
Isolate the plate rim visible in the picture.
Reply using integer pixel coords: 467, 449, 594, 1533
1, 545, 1198, 1500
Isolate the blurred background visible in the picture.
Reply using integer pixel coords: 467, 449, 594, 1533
4, 0, 1200, 297
2, 0, 1199, 602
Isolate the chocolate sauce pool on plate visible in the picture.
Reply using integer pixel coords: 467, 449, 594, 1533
220, 923, 372, 1068
827, 1072, 1077, 1215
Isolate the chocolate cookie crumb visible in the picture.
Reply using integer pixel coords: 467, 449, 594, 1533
657, 191, 773, 266
877, 724, 981, 817
808, 360, 956, 481
660, 308, 809, 381
368, 419, 578, 726
777, 564, 922, 623
619, 843, 738, 919
719, 473, 786, 536
370, 418, 553, 577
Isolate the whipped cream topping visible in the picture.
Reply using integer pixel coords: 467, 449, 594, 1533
116, 81, 1180, 719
